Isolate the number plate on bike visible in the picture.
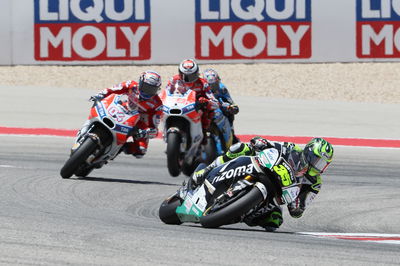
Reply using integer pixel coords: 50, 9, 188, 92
273, 161, 295, 187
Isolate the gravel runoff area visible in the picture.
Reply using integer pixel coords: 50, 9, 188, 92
1, 63, 399, 104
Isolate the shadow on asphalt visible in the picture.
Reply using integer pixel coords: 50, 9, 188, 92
71, 176, 179, 187
183, 224, 295, 234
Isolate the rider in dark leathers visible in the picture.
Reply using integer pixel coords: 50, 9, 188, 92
203, 68, 240, 143
192, 136, 334, 231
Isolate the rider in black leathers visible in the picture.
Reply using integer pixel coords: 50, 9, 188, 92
192, 136, 334, 231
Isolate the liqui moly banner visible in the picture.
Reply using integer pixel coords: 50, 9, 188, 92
5, 0, 400, 64
357, 0, 400, 58
34, 0, 151, 61
195, 0, 312, 60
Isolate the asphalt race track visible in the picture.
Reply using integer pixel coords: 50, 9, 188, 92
0, 86, 400, 265
0, 136, 400, 265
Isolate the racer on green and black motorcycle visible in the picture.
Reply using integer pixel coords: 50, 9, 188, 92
191, 136, 334, 231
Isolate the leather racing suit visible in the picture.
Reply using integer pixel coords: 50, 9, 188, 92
211, 82, 240, 143
212, 82, 239, 126
95, 80, 163, 158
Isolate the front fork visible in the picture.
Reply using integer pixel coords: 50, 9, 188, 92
71, 123, 102, 159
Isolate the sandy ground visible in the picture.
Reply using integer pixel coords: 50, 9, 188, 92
1, 63, 400, 104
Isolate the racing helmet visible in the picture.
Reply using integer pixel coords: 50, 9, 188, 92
203, 68, 220, 93
138, 70, 162, 100
179, 59, 199, 83
301, 138, 334, 174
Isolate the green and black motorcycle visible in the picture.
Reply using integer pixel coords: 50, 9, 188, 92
159, 146, 301, 228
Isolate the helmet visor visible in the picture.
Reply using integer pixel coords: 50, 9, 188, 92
181, 72, 198, 83
304, 148, 330, 173
140, 82, 160, 99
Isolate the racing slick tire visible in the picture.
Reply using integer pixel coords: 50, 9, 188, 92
200, 186, 264, 228
159, 197, 183, 225
60, 137, 97, 179
166, 132, 181, 177
204, 136, 217, 164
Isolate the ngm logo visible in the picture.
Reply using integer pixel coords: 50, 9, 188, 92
34, 0, 150, 61
195, 0, 312, 60
357, 0, 400, 58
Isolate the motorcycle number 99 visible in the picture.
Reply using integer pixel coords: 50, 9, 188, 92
273, 165, 293, 187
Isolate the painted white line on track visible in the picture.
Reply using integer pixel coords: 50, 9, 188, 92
298, 232, 400, 245
0, 165, 16, 168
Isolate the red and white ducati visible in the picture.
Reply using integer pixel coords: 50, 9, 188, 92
60, 94, 140, 179
160, 80, 216, 177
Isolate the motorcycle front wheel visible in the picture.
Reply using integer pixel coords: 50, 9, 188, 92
159, 196, 182, 225
166, 132, 181, 177
200, 186, 264, 228
204, 136, 217, 164
60, 137, 97, 179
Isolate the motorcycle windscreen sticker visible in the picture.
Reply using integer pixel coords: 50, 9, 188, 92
34, 0, 151, 61
357, 0, 400, 58
195, 0, 312, 60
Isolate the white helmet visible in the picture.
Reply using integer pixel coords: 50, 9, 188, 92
179, 59, 199, 83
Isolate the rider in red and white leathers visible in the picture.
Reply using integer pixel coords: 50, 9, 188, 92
91, 71, 163, 158
166, 59, 219, 134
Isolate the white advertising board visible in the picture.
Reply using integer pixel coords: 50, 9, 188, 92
2, 0, 400, 65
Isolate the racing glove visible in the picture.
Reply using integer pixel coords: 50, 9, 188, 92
133, 128, 158, 139
196, 97, 209, 110
89, 93, 105, 102
192, 169, 206, 185
197, 97, 219, 111
221, 102, 239, 115
228, 104, 239, 115
192, 163, 216, 185
250, 136, 273, 152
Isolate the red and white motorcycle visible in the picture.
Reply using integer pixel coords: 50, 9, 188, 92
60, 94, 140, 179
160, 80, 217, 177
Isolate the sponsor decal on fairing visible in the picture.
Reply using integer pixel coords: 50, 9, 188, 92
357, 0, 400, 58
195, 0, 312, 60
212, 163, 254, 183
34, 0, 151, 61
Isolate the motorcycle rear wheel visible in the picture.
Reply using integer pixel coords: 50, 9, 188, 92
60, 137, 97, 179
200, 186, 264, 228
166, 132, 181, 177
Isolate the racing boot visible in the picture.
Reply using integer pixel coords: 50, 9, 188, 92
243, 203, 283, 232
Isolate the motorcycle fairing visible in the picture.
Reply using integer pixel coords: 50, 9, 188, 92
176, 184, 208, 222
207, 156, 257, 186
